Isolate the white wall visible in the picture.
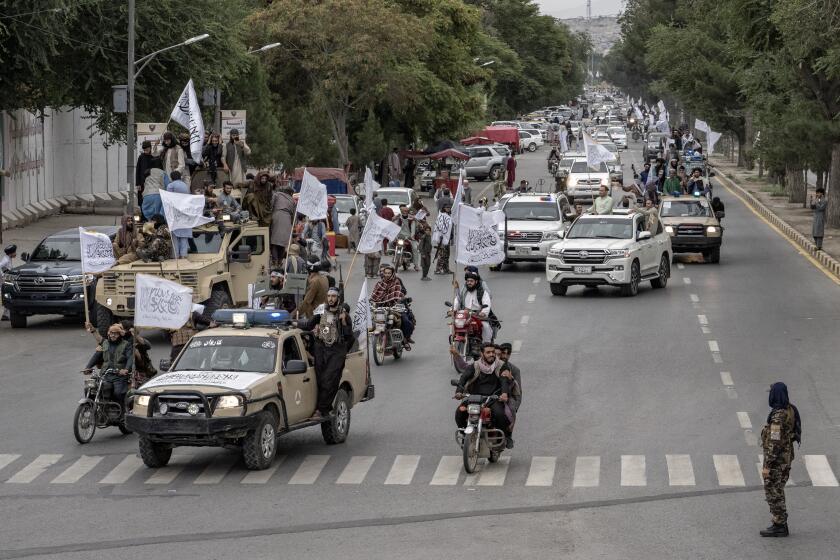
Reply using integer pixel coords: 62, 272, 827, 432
1, 107, 125, 216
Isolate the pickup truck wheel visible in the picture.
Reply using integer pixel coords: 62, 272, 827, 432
242, 411, 277, 470
9, 311, 26, 328
489, 262, 503, 272
707, 246, 720, 264
651, 255, 669, 289
139, 436, 172, 468
528, 143, 537, 152
550, 283, 567, 296
620, 261, 640, 297
489, 166, 501, 181
205, 285, 233, 317
94, 304, 113, 337
322, 389, 351, 444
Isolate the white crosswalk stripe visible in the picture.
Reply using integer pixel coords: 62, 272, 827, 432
572, 456, 600, 487
288, 455, 330, 485
336, 456, 375, 485
0, 452, 834, 489
666, 454, 695, 486
525, 457, 556, 487
51, 455, 103, 484
713, 454, 745, 486
384, 454, 420, 485
621, 455, 646, 486
6, 454, 62, 484
100, 454, 144, 484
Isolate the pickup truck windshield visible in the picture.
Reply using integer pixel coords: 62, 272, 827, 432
571, 161, 609, 173
660, 201, 712, 217
173, 336, 277, 373
567, 219, 633, 239
31, 237, 81, 261
377, 191, 410, 206
334, 197, 356, 213
504, 202, 559, 221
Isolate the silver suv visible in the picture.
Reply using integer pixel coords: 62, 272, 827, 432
545, 212, 671, 297
494, 193, 572, 270
464, 145, 506, 181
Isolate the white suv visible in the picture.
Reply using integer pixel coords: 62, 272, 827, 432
519, 130, 543, 152
545, 212, 671, 296
566, 159, 610, 204
494, 193, 572, 269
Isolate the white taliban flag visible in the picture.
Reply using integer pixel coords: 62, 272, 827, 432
657, 100, 666, 114
455, 205, 506, 267
634, 106, 644, 121
351, 278, 372, 342
694, 119, 710, 134
559, 126, 569, 152
363, 167, 379, 212
169, 79, 205, 162
297, 169, 329, 220
78, 227, 116, 274
357, 211, 401, 254
707, 129, 723, 153
134, 273, 193, 330
159, 189, 214, 231
583, 131, 616, 167
451, 169, 465, 224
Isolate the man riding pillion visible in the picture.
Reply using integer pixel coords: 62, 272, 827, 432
452, 342, 514, 449
392, 204, 419, 271
369, 263, 415, 345
82, 323, 134, 415
453, 270, 496, 343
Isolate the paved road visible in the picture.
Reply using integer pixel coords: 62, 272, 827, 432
1, 140, 840, 559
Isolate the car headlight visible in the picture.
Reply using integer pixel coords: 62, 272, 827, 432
548, 248, 564, 258
665, 225, 674, 234
216, 395, 244, 409
65, 274, 85, 286
136, 395, 150, 407
706, 226, 719, 233
542, 231, 562, 241
607, 249, 629, 258
567, 178, 577, 187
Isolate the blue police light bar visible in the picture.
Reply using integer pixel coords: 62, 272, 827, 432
211, 308, 291, 326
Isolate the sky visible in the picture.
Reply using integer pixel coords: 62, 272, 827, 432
536, 0, 624, 19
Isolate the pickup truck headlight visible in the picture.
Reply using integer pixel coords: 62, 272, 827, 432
136, 395, 150, 407
706, 226, 719, 234
665, 225, 674, 234
216, 395, 244, 409
542, 231, 563, 241
567, 178, 577, 187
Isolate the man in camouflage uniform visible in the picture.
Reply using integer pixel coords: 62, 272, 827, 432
760, 381, 801, 537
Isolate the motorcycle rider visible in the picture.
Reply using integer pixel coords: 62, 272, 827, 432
392, 204, 419, 271
82, 323, 134, 414
452, 342, 513, 448
498, 342, 522, 447
454, 270, 495, 343
370, 263, 415, 345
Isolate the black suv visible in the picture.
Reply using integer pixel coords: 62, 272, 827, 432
1, 226, 117, 328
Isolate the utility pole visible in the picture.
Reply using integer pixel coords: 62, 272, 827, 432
126, 0, 135, 216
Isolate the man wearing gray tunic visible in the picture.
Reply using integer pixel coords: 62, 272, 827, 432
811, 187, 827, 250
270, 185, 296, 264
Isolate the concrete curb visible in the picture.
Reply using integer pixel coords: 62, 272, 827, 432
713, 165, 840, 280
2, 191, 128, 230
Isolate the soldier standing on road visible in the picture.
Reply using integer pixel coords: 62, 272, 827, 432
810, 187, 827, 250
418, 221, 432, 281
760, 381, 801, 537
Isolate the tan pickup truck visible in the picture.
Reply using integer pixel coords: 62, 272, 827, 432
127, 311, 373, 470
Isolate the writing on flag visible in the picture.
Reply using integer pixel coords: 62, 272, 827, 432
358, 211, 401, 254
583, 131, 616, 167
159, 189, 214, 231
432, 212, 453, 247
455, 205, 505, 267
134, 274, 193, 330
297, 169, 329, 220
363, 167, 379, 212
351, 278, 372, 342
78, 227, 115, 273
170, 79, 205, 162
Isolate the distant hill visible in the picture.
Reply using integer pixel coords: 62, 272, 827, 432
561, 15, 620, 55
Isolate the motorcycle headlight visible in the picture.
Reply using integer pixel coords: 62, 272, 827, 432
665, 225, 674, 234
136, 395, 150, 407
216, 395, 243, 409
397, 240, 405, 246
84, 378, 97, 389
468, 404, 481, 415
454, 318, 466, 328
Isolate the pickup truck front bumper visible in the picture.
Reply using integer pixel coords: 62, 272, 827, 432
670, 236, 722, 253
126, 413, 260, 446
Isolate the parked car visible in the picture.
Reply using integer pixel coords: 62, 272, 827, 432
519, 130, 543, 152
463, 145, 506, 181
1, 226, 118, 328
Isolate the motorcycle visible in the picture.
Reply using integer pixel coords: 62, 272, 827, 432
391, 238, 414, 271
451, 383, 507, 473
445, 303, 491, 374
73, 368, 132, 444
370, 300, 411, 365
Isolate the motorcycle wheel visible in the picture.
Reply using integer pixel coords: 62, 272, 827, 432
393, 343, 403, 360
462, 431, 479, 474
392, 247, 403, 269
73, 403, 96, 444
373, 333, 387, 366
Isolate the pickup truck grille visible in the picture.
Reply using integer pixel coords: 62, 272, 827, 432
101, 272, 199, 296
507, 231, 542, 243
573, 178, 602, 186
676, 224, 705, 237
561, 249, 607, 264
154, 394, 215, 417
15, 275, 65, 293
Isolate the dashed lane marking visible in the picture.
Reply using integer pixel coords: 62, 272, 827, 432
683, 277, 692, 285
697, 315, 708, 325
99, 454, 144, 485
288, 455, 330, 485
520, 315, 530, 325
0, 454, 21, 473
805, 455, 839, 487
621, 455, 646, 486
666, 454, 696, 486
720, 372, 734, 386
677, 263, 685, 269
384, 455, 420, 485
527, 294, 536, 303
525, 457, 556, 487
737, 412, 752, 430
194, 456, 237, 485
145, 455, 193, 485
430, 456, 461, 486
572, 456, 600, 488
713, 455, 746, 486
690, 294, 699, 302
336, 456, 376, 485
240, 456, 285, 484
512, 340, 522, 353
6, 454, 62, 484
51, 455, 103, 484
533, 277, 541, 284
708, 340, 720, 352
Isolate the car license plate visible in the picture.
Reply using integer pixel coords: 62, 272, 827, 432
574, 266, 592, 274
516, 247, 530, 255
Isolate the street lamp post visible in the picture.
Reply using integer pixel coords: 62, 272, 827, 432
125, 0, 208, 215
